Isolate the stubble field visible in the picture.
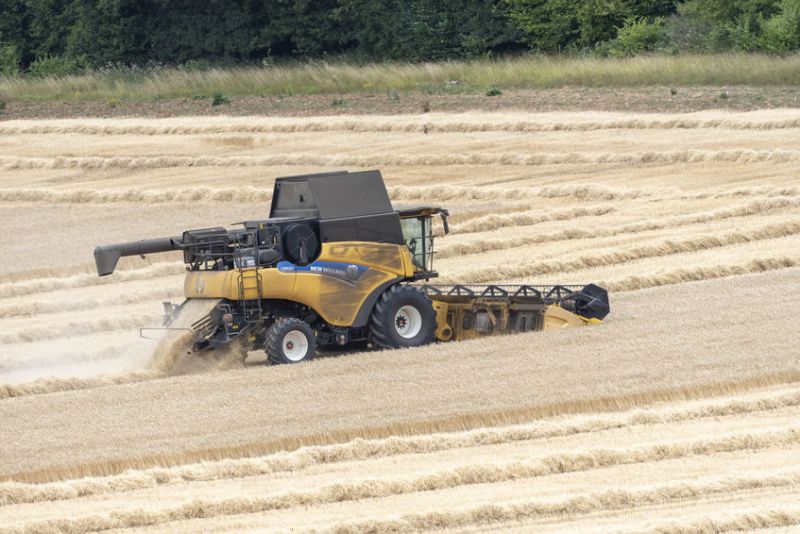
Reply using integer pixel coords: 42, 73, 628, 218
1, 109, 799, 532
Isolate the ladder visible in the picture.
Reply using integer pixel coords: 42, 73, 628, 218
235, 238, 264, 322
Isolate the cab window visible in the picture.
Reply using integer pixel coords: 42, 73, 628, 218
400, 217, 431, 270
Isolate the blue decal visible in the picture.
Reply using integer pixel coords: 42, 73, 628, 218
277, 260, 368, 283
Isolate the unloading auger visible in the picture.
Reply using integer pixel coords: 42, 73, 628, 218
94, 170, 609, 364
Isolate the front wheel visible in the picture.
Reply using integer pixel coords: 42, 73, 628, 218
369, 285, 436, 349
266, 318, 316, 364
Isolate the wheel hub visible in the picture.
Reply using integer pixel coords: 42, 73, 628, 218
394, 305, 422, 339
282, 330, 309, 361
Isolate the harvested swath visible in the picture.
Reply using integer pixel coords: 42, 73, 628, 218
447, 221, 800, 284
3, 384, 799, 505
0, 186, 273, 204
4, 149, 800, 170
438, 198, 800, 258
329, 471, 800, 533
393, 183, 799, 205
2, 184, 797, 207
0, 253, 180, 284
0, 314, 156, 344
606, 257, 800, 291
0, 343, 137, 372
0, 184, 645, 206
638, 508, 800, 534
4, 111, 800, 136
13, 466, 800, 533
5, 368, 800, 484
0, 370, 162, 401
450, 206, 615, 234
0, 263, 184, 299
0, 289, 183, 319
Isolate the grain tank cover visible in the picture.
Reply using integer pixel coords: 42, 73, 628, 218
270, 170, 404, 245
270, 170, 394, 219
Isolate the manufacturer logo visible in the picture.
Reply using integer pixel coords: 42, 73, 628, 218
277, 261, 367, 283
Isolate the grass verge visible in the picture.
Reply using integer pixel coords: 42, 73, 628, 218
3, 53, 800, 104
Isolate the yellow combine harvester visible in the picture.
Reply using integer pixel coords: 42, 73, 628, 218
94, 170, 609, 364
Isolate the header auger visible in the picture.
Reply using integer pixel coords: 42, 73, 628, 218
94, 170, 610, 364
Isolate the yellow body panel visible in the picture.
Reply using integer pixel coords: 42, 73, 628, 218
430, 300, 597, 341
542, 304, 590, 330
184, 241, 416, 326
433, 301, 454, 341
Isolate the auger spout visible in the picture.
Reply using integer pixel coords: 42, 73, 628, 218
94, 236, 183, 276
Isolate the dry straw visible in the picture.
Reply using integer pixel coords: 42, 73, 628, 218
4, 149, 800, 171
14, 465, 800, 532
3, 383, 799, 506
5, 371, 800, 484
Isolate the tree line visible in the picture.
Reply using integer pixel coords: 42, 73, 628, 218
1, 0, 799, 75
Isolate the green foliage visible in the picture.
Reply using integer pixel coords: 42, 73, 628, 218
506, 0, 580, 51
4, 55, 800, 104
485, 87, 503, 96
0, 44, 20, 75
211, 92, 229, 106
334, 0, 521, 60
760, 0, 800, 52
27, 54, 82, 77
507, 0, 675, 51
608, 17, 668, 56
0, 99, 5, 110
674, 0, 779, 51
3, 0, 800, 78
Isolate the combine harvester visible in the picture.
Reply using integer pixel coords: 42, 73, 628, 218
94, 170, 609, 364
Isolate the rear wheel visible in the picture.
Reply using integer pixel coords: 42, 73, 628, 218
369, 285, 436, 349
266, 318, 316, 364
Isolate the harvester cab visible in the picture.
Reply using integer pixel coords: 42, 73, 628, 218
94, 170, 609, 365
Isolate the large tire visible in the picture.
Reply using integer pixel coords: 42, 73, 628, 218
266, 318, 316, 364
369, 285, 436, 349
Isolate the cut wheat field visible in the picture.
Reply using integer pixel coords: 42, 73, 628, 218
1, 109, 799, 533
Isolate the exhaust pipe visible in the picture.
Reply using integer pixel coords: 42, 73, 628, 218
94, 236, 182, 276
